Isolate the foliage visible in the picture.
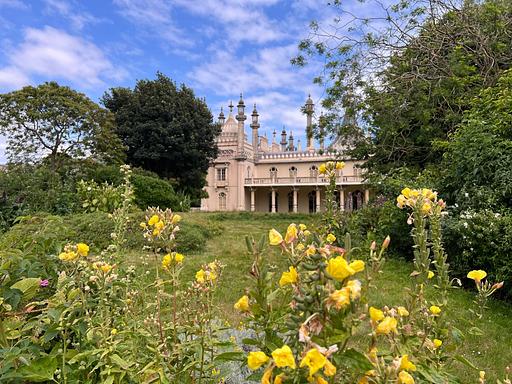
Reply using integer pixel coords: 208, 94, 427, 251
294, 0, 512, 174
76, 179, 124, 213
231, 181, 507, 383
441, 69, 512, 211
132, 174, 191, 212
443, 210, 512, 301
0, 82, 125, 170
102, 72, 221, 202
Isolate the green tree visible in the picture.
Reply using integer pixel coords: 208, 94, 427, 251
441, 69, 512, 210
294, 0, 512, 174
0, 82, 124, 171
102, 72, 220, 202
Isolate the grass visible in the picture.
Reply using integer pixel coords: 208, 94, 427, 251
127, 211, 512, 382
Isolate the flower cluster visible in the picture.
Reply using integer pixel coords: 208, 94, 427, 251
396, 187, 445, 216
318, 160, 345, 176
58, 242, 89, 261
140, 209, 181, 241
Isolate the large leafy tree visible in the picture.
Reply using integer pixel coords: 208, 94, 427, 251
101, 73, 220, 201
294, 0, 512, 173
0, 82, 124, 171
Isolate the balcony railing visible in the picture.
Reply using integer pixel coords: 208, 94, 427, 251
244, 175, 363, 186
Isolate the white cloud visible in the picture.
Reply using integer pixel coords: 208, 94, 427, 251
43, 0, 105, 30
0, 66, 30, 90
0, 26, 126, 91
113, 0, 192, 46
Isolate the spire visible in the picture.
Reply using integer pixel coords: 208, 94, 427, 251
235, 93, 247, 157
218, 107, 225, 125
297, 138, 302, 152
280, 126, 287, 151
250, 103, 260, 158
305, 94, 314, 151
288, 130, 295, 151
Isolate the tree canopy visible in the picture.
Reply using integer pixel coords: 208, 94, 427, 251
294, 0, 512, 174
101, 73, 220, 201
0, 82, 124, 171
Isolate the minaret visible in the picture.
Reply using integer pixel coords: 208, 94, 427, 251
288, 131, 294, 151
319, 111, 325, 151
236, 93, 246, 157
250, 103, 260, 158
218, 107, 225, 125
297, 139, 302, 152
305, 94, 314, 151
280, 127, 287, 152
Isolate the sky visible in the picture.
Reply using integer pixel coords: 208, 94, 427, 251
0, 0, 373, 163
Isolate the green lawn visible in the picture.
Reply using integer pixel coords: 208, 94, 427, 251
127, 212, 512, 382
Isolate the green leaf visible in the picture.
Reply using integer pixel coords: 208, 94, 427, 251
3, 356, 57, 382
338, 348, 373, 371
110, 353, 133, 370
214, 351, 245, 362
10, 278, 40, 301
453, 354, 480, 371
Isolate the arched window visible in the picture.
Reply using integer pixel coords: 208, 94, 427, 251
218, 192, 227, 211
288, 191, 294, 212
289, 166, 297, 178
270, 167, 278, 179
352, 190, 363, 210
308, 191, 317, 213
309, 165, 318, 178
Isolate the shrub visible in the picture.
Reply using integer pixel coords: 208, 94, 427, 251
132, 174, 191, 212
443, 209, 512, 300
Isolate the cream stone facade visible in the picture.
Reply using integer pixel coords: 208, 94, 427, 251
200, 94, 368, 213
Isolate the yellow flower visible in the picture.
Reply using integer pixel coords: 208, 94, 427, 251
422, 188, 437, 200
269, 229, 284, 245
196, 269, 205, 283
139, 222, 147, 229
261, 367, 273, 384
326, 256, 355, 281
349, 260, 365, 273
400, 355, 416, 372
429, 305, 441, 316
299, 223, 307, 231
316, 377, 328, 384
171, 214, 182, 225
76, 243, 89, 257
162, 254, 172, 269
329, 287, 351, 309
323, 359, 336, 377
59, 251, 78, 261
376, 316, 398, 335
335, 161, 345, 170
421, 202, 432, 215
300, 348, 326, 376
148, 215, 159, 226
296, 243, 305, 251
274, 373, 285, 384
247, 351, 269, 370
369, 307, 385, 323
234, 295, 250, 312
174, 253, 184, 263
306, 245, 316, 256
318, 163, 327, 174
346, 279, 362, 300
154, 220, 165, 231
111, 328, 117, 335
433, 339, 443, 349
401, 188, 412, 198
271, 345, 296, 369
279, 266, 298, 287
467, 270, 487, 283
152, 228, 161, 236
304, 230, 311, 237
398, 370, 415, 384
428, 271, 434, 279
396, 194, 407, 208
285, 223, 298, 243
397, 306, 409, 317
100, 264, 112, 273
326, 233, 336, 243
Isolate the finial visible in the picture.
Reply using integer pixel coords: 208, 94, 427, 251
228, 101, 233, 114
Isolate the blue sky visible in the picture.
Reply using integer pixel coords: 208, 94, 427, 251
0, 0, 370, 163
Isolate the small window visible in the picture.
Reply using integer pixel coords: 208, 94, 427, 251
217, 168, 226, 181
219, 192, 227, 210
289, 166, 297, 177
309, 165, 318, 178
270, 167, 278, 178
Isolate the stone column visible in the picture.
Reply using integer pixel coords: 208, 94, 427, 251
339, 187, 345, 211
250, 188, 256, 212
292, 188, 298, 213
315, 187, 321, 213
271, 188, 276, 213
364, 189, 370, 204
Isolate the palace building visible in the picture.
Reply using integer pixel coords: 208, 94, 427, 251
200, 94, 369, 213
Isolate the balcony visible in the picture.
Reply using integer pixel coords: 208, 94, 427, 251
244, 175, 364, 186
